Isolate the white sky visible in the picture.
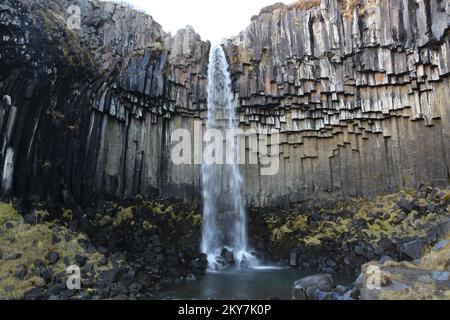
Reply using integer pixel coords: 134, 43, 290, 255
112, 0, 288, 43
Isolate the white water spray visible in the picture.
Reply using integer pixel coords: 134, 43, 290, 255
201, 45, 258, 271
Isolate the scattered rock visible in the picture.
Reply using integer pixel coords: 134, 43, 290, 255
397, 199, 415, 213
24, 288, 46, 300
432, 240, 450, 252
74, 254, 87, 266
46, 252, 59, 265
431, 271, 449, 282
401, 240, 425, 260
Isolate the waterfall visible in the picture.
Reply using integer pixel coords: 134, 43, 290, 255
201, 45, 258, 271
1, 147, 14, 194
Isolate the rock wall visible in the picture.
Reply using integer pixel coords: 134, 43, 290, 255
0, 0, 449, 207
225, 0, 450, 205
0, 0, 209, 205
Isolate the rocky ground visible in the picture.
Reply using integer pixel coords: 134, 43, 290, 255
355, 237, 450, 300
0, 199, 206, 300
1, 184, 449, 300
250, 185, 450, 275
292, 235, 450, 300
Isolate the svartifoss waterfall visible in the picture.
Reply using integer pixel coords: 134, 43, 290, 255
201, 45, 258, 271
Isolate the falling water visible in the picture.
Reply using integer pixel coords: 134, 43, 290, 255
201, 45, 258, 271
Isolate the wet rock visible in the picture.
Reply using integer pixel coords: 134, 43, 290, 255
292, 274, 335, 300
221, 248, 235, 265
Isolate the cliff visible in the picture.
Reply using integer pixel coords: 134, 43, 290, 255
0, 0, 210, 205
225, 0, 450, 204
1, 0, 449, 207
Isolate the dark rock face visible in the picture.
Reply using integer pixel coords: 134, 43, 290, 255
1, 0, 449, 207
224, 0, 450, 205
0, 0, 209, 205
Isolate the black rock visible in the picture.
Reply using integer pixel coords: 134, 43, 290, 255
5, 222, 14, 229
128, 282, 142, 294
40, 268, 53, 283
101, 268, 127, 283
34, 259, 44, 267
23, 212, 37, 225
15, 267, 28, 280
77, 239, 90, 250
46, 252, 59, 265
154, 246, 163, 254
82, 263, 94, 274
63, 257, 71, 266
59, 289, 76, 300
397, 198, 415, 213
118, 274, 134, 288
401, 239, 425, 260
354, 246, 364, 255
75, 254, 87, 266
135, 271, 153, 289
24, 288, 47, 300
51, 235, 62, 245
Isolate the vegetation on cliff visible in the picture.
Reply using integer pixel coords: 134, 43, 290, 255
252, 186, 450, 274
0, 199, 205, 300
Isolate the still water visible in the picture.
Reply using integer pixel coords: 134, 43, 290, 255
156, 267, 354, 300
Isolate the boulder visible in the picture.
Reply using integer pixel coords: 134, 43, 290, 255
292, 274, 335, 300
397, 199, 415, 213
432, 240, 450, 252
431, 271, 449, 282
221, 248, 235, 265
401, 240, 425, 260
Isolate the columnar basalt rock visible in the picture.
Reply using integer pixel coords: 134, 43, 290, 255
224, 0, 450, 205
0, 0, 209, 204
0, 0, 449, 207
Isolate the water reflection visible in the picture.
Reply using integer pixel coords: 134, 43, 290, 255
156, 267, 353, 300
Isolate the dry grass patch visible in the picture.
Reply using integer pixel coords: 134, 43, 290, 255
288, 0, 322, 11
0, 203, 108, 299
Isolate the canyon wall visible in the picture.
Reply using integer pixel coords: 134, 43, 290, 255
0, 0, 449, 207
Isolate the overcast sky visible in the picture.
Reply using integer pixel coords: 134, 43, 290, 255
109, 0, 288, 43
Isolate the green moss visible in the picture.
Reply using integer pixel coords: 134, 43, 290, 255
63, 209, 73, 222
150, 42, 164, 52
113, 207, 134, 226
0, 203, 22, 225
443, 192, 450, 203
0, 202, 115, 299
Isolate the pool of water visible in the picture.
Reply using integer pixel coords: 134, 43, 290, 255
155, 266, 354, 300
